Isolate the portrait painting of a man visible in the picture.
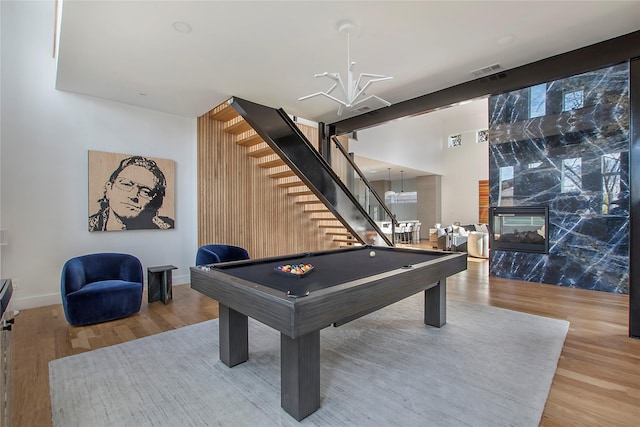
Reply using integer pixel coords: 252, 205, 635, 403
88, 151, 175, 231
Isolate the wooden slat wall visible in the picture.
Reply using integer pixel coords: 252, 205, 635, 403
197, 103, 338, 259
330, 136, 350, 185
478, 179, 489, 224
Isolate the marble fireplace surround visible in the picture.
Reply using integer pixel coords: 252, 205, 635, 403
488, 63, 629, 294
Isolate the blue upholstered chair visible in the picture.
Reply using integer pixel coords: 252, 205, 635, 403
196, 244, 249, 265
61, 253, 144, 326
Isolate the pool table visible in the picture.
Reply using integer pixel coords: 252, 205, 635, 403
190, 245, 467, 421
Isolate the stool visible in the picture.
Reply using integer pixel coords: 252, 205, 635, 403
148, 265, 177, 304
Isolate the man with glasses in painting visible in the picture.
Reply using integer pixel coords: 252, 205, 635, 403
89, 156, 174, 231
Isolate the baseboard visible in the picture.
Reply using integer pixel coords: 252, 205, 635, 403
172, 273, 190, 287
13, 292, 61, 310
13, 273, 191, 311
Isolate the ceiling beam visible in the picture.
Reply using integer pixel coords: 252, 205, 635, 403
329, 29, 640, 136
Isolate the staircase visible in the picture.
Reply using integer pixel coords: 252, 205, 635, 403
209, 102, 358, 246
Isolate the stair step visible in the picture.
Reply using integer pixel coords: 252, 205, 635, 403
237, 132, 263, 147
325, 232, 352, 236
269, 170, 296, 179
225, 118, 252, 135
248, 146, 274, 158
278, 180, 304, 188
259, 159, 286, 168
318, 224, 347, 229
295, 200, 322, 205
333, 238, 359, 243
288, 189, 313, 196
305, 209, 330, 213
209, 103, 238, 122
310, 217, 341, 222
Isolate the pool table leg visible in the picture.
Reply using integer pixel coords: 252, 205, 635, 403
280, 330, 321, 421
425, 279, 446, 327
218, 303, 248, 367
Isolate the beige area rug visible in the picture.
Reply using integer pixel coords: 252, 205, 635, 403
50, 294, 568, 426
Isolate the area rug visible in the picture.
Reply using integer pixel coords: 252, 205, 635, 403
50, 295, 569, 426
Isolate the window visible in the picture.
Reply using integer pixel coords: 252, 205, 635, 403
448, 134, 462, 147
476, 129, 488, 143
529, 83, 546, 118
561, 158, 582, 192
563, 90, 584, 111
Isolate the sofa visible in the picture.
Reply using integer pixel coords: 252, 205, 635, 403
435, 223, 489, 257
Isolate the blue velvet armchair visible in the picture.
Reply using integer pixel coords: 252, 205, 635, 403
195, 244, 249, 265
61, 253, 144, 326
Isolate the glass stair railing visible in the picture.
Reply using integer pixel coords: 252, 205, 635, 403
327, 135, 398, 244
228, 97, 395, 246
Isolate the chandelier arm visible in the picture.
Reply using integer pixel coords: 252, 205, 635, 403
351, 77, 392, 103
323, 82, 339, 95
333, 74, 350, 103
350, 94, 392, 108
299, 91, 350, 107
299, 91, 329, 101
359, 73, 393, 79
299, 20, 394, 115
352, 74, 393, 96
315, 72, 339, 81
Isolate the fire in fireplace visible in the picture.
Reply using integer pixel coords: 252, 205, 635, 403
489, 206, 549, 254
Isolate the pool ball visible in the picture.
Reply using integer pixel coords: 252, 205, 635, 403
369, 250, 376, 257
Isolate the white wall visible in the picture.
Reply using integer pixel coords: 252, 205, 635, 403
1, 1, 198, 310
352, 113, 446, 175
439, 103, 489, 226
350, 100, 489, 228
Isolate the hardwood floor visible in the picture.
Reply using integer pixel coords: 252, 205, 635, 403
12, 246, 640, 426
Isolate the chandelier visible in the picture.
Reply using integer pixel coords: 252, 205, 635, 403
299, 20, 393, 115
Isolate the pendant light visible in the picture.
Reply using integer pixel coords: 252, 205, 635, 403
384, 168, 396, 199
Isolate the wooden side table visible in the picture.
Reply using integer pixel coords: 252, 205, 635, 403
148, 265, 177, 304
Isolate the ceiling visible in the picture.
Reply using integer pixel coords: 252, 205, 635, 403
56, 1, 640, 125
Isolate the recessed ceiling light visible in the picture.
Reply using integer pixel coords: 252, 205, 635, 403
172, 21, 192, 34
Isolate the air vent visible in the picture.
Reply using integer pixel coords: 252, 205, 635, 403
471, 64, 502, 78
352, 106, 372, 113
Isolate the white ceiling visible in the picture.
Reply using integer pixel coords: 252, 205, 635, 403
56, 1, 640, 125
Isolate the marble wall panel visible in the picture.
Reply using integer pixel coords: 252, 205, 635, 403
488, 63, 630, 293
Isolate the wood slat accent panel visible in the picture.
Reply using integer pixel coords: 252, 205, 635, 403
330, 135, 351, 188
198, 101, 339, 259
478, 179, 489, 224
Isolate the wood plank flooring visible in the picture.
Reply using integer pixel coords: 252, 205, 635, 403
11, 246, 640, 426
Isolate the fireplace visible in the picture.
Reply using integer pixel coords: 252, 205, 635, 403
489, 206, 549, 254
